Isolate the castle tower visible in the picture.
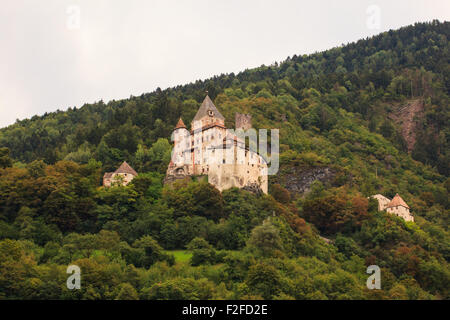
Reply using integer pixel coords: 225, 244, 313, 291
386, 193, 413, 222
191, 95, 225, 131
172, 118, 190, 166
235, 113, 252, 131
190, 95, 227, 173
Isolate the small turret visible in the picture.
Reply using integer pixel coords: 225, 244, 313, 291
172, 118, 190, 166
174, 118, 187, 130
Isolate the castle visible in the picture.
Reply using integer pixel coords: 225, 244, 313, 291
165, 95, 268, 193
371, 193, 413, 222
103, 161, 138, 187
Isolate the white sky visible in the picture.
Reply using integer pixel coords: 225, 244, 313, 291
0, 0, 449, 128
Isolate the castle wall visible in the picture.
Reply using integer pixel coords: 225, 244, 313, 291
196, 143, 267, 193
386, 206, 413, 222
372, 194, 391, 211
104, 172, 135, 187
208, 162, 267, 193
103, 177, 112, 187
167, 130, 268, 194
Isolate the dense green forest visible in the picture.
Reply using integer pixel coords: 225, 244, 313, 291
0, 21, 448, 300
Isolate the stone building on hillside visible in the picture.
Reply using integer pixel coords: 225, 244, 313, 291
103, 161, 138, 187
165, 95, 268, 193
371, 193, 413, 222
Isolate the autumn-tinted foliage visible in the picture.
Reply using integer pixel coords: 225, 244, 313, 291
302, 194, 369, 235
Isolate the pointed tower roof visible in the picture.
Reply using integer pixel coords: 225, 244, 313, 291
114, 161, 138, 176
193, 95, 225, 122
174, 118, 187, 130
387, 193, 409, 209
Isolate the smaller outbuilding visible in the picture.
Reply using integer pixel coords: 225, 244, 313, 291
103, 161, 138, 187
371, 193, 413, 222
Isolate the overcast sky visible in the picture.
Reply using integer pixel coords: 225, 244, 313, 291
0, 0, 448, 128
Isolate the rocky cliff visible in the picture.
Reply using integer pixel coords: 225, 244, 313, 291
272, 165, 343, 197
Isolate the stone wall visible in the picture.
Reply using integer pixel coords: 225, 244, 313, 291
235, 113, 252, 131
166, 143, 268, 194
273, 166, 338, 196
104, 172, 135, 187
386, 206, 414, 222
372, 194, 391, 211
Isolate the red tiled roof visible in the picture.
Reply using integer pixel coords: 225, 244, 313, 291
386, 193, 409, 209
114, 161, 138, 176
175, 118, 187, 130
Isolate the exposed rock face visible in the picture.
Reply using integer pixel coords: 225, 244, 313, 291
163, 165, 191, 184
389, 99, 424, 153
242, 182, 264, 195
274, 166, 338, 196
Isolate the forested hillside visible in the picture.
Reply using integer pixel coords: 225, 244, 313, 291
0, 21, 448, 300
